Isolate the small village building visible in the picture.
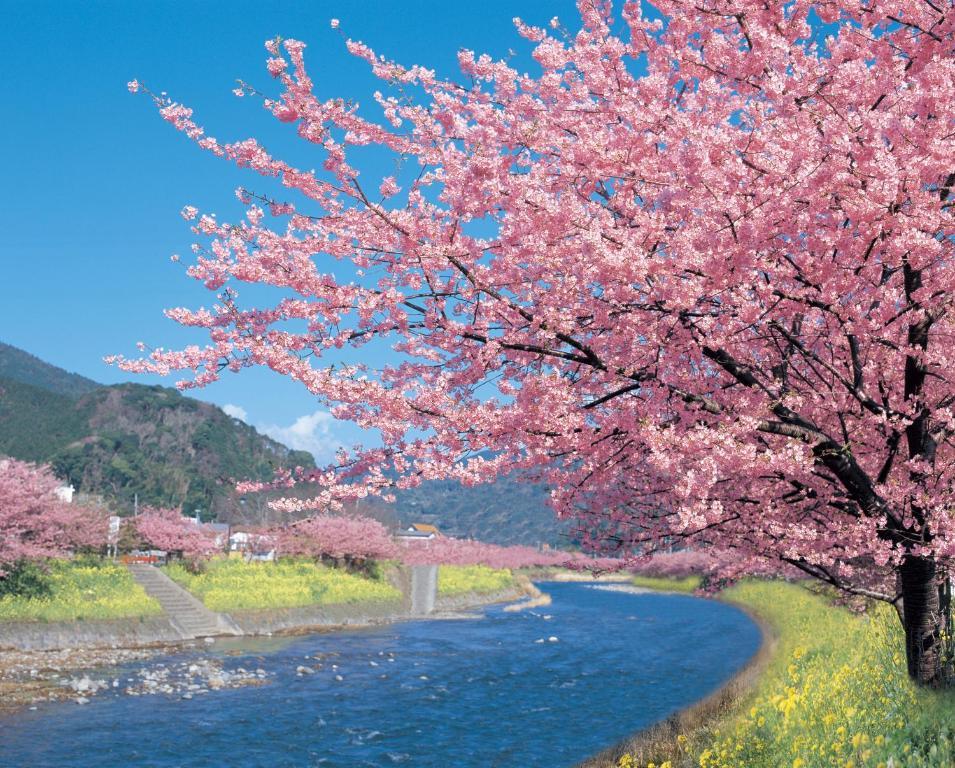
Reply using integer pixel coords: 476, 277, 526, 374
207, 522, 230, 549
396, 523, 440, 541
228, 527, 275, 561
54, 484, 75, 503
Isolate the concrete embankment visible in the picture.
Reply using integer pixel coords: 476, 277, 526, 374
0, 569, 532, 652
0, 616, 183, 652
226, 599, 409, 636
228, 583, 530, 636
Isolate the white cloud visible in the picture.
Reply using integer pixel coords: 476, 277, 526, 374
259, 410, 345, 464
222, 403, 248, 421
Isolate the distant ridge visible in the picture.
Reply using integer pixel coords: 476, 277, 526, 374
0, 342, 314, 518
0, 342, 568, 545
0, 341, 101, 399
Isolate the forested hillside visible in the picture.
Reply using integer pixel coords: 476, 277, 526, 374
0, 342, 566, 543
0, 344, 313, 518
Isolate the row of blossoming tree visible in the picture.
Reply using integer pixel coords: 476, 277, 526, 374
0, 458, 619, 576
133, 508, 622, 571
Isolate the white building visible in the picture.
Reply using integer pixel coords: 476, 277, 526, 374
54, 484, 75, 503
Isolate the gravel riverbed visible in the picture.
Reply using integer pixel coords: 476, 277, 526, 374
0, 640, 273, 713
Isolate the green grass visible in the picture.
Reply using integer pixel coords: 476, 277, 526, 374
438, 565, 514, 596
632, 575, 702, 593
0, 560, 161, 622
614, 580, 955, 768
164, 558, 401, 612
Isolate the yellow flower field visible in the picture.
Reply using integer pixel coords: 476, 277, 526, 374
438, 565, 514, 596
164, 558, 401, 612
631, 575, 702, 594
0, 560, 161, 622
616, 580, 955, 768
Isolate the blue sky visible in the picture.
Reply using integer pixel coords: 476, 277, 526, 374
0, 0, 581, 462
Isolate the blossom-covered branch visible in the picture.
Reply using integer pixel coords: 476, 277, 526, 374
116, 1, 955, 683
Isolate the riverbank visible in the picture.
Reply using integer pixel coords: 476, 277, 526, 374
577, 584, 774, 768
504, 580, 552, 612
0, 578, 531, 715
578, 579, 955, 768
535, 569, 633, 583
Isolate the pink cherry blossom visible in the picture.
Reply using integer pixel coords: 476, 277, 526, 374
133, 507, 220, 559
117, 2, 955, 683
0, 457, 108, 569
398, 534, 613, 571
270, 514, 397, 561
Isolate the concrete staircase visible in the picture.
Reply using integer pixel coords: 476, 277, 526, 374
127, 564, 242, 639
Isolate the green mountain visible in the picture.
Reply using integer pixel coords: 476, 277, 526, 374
389, 476, 570, 547
0, 342, 100, 398
0, 377, 89, 461
0, 342, 566, 544
0, 344, 313, 518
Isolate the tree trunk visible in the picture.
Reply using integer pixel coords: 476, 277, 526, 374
899, 555, 951, 686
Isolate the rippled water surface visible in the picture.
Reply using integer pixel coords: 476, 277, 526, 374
0, 583, 760, 767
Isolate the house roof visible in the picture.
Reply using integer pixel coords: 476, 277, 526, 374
410, 523, 439, 534
208, 523, 230, 533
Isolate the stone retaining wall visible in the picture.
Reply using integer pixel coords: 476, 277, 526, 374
0, 615, 182, 652
225, 599, 408, 636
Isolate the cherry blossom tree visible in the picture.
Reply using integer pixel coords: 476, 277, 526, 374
271, 514, 397, 563
628, 548, 792, 585
133, 507, 221, 559
397, 535, 614, 570
630, 549, 724, 580
116, 2, 955, 683
0, 457, 108, 570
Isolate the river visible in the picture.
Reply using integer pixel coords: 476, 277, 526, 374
0, 583, 760, 767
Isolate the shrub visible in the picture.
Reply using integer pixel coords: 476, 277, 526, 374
0, 559, 52, 599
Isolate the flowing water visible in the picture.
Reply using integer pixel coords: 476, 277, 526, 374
0, 583, 760, 767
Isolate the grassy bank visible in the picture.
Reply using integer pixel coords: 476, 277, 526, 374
438, 565, 514, 596
164, 559, 401, 612
0, 560, 161, 622
631, 575, 701, 594
600, 580, 955, 768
